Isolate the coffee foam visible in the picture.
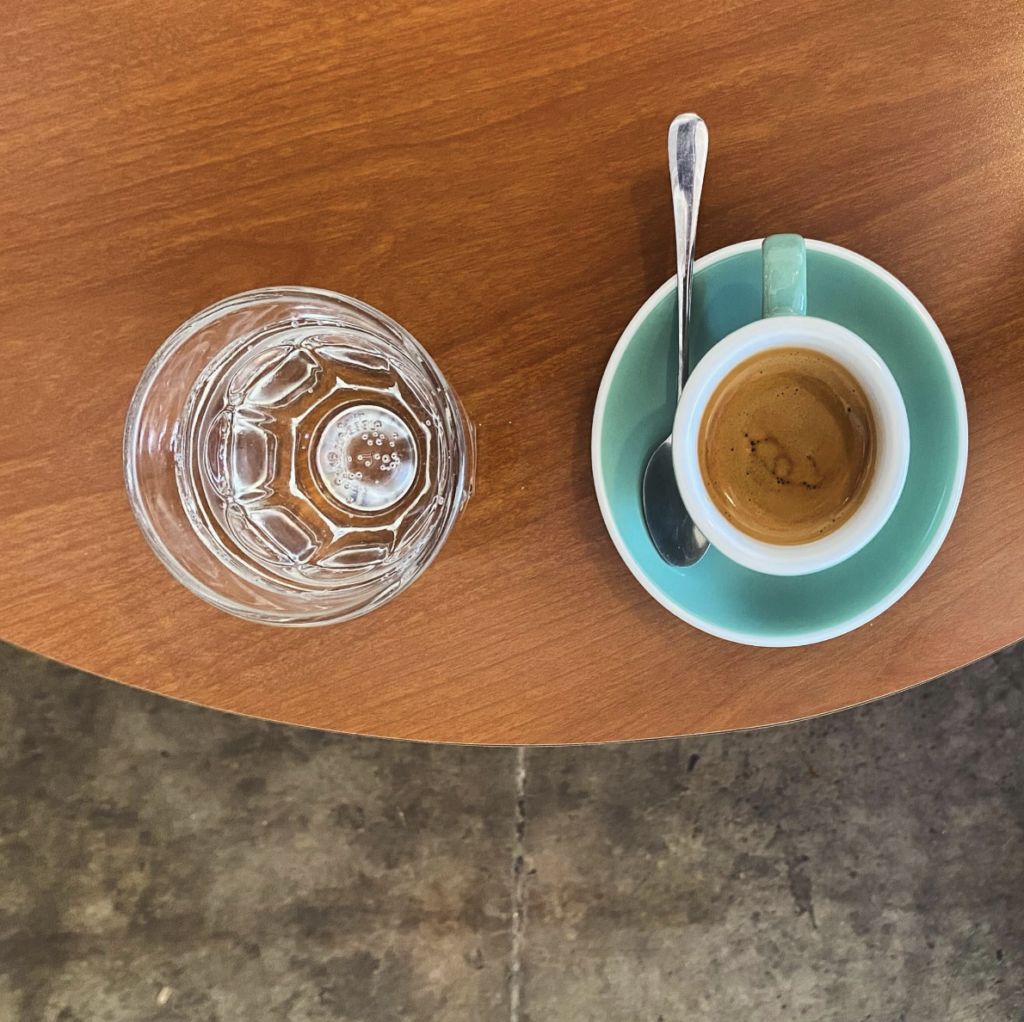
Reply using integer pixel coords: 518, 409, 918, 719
698, 347, 875, 545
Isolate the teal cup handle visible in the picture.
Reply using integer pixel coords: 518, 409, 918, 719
762, 234, 807, 317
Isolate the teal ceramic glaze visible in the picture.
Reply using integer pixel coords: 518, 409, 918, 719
762, 233, 807, 317
592, 239, 968, 646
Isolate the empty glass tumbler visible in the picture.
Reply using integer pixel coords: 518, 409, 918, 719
124, 288, 474, 625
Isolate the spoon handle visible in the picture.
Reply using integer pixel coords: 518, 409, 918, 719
668, 114, 708, 399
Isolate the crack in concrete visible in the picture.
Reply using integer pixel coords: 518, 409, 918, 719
510, 746, 528, 1022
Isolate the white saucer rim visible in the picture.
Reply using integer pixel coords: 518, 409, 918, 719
590, 238, 969, 647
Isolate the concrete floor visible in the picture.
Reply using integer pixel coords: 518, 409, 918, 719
0, 640, 1021, 1022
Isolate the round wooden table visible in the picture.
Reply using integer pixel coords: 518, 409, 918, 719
2, 0, 1022, 744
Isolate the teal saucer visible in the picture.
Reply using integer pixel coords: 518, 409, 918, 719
592, 239, 967, 646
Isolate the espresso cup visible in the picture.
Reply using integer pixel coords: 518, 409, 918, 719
672, 235, 910, 576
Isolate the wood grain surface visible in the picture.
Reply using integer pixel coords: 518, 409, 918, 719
1, 0, 1022, 743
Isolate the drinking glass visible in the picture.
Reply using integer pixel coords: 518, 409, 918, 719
124, 288, 474, 625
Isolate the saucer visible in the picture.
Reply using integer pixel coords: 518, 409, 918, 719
592, 239, 968, 647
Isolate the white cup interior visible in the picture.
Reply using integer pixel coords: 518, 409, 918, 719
672, 316, 910, 576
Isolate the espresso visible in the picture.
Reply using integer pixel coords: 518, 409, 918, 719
698, 347, 875, 545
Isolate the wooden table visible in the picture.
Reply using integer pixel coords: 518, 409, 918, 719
2, 0, 1022, 744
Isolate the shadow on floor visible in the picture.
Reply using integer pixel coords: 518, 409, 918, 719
0, 639, 1021, 1021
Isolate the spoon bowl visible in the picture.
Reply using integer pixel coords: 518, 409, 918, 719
642, 436, 707, 566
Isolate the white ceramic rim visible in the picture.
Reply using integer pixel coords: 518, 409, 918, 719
672, 316, 911, 575
591, 239, 969, 647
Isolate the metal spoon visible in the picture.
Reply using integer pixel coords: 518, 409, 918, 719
641, 113, 709, 567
